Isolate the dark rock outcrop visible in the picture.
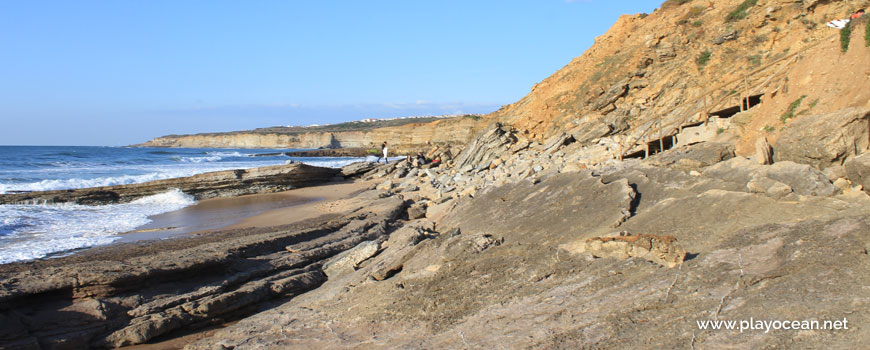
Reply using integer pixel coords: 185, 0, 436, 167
0, 163, 341, 205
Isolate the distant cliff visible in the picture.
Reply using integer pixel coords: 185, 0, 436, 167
134, 116, 489, 154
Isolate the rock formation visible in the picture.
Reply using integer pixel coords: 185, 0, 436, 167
0, 163, 342, 205
582, 233, 686, 268
135, 116, 488, 155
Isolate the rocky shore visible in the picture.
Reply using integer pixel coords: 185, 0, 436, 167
3, 123, 870, 348
0, 163, 341, 206
4, 1, 870, 349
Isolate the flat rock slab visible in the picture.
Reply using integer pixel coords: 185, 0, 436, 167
0, 163, 341, 205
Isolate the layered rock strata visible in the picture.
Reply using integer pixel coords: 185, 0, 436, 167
0, 163, 341, 205
0, 195, 407, 349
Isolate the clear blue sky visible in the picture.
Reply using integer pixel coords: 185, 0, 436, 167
0, 1, 662, 146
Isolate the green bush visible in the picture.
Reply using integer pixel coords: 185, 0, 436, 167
780, 95, 807, 123
726, 0, 758, 22
696, 50, 712, 67
692, 20, 703, 27
747, 54, 762, 65
841, 22, 852, 52
865, 17, 870, 47
764, 125, 776, 133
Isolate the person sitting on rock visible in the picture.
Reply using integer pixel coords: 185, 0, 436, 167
413, 152, 427, 167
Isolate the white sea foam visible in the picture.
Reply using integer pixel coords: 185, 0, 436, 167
205, 151, 250, 157
0, 189, 195, 264
296, 157, 369, 169
0, 161, 280, 194
0, 169, 197, 194
178, 155, 223, 163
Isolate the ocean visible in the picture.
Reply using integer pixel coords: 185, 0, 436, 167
0, 146, 376, 264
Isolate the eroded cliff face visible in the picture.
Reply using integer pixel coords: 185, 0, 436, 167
491, 0, 870, 159
138, 116, 489, 154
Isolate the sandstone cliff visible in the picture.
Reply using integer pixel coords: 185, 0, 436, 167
137, 116, 489, 155
491, 0, 870, 163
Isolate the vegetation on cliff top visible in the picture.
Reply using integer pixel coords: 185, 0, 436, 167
162, 116, 467, 138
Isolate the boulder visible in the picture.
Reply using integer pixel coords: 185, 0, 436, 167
774, 107, 870, 169
406, 202, 427, 220
583, 233, 686, 268
762, 161, 837, 197
340, 161, 378, 178
452, 123, 518, 174
845, 153, 870, 193
648, 142, 735, 171
592, 79, 630, 111
323, 241, 381, 278
703, 158, 836, 197
377, 180, 394, 191
754, 137, 773, 165
823, 165, 847, 181
712, 29, 738, 45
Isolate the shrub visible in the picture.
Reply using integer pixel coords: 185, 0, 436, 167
865, 17, 870, 47
764, 125, 776, 133
726, 0, 758, 22
688, 6, 705, 17
716, 127, 725, 135
747, 54, 761, 65
841, 22, 852, 52
692, 20, 703, 27
780, 95, 807, 123
696, 50, 712, 67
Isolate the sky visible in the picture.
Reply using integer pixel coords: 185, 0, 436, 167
0, 1, 663, 146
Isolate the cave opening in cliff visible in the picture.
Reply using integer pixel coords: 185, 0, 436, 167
710, 94, 764, 119
646, 134, 676, 157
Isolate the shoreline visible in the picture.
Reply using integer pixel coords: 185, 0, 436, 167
119, 180, 374, 242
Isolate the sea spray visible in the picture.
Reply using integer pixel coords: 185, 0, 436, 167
0, 189, 195, 264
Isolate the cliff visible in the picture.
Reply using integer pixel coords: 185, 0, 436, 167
491, 0, 870, 160
136, 115, 490, 154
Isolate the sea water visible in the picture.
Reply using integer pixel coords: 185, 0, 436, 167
0, 146, 379, 264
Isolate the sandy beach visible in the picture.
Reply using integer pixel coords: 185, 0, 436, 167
120, 180, 374, 243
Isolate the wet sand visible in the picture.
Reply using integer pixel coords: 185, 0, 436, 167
121, 180, 373, 242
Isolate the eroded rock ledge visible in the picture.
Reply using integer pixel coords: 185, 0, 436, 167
0, 163, 341, 205
0, 194, 406, 349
